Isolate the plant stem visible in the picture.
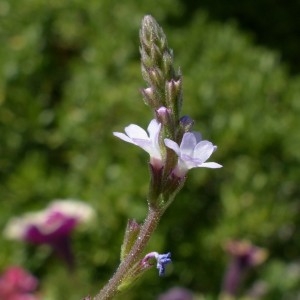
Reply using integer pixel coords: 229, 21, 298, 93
94, 207, 163, 300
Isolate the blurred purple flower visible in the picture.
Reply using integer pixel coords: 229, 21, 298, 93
4, 199, 95, 270
0, 266, 39, 300
222, 240, 268, 297
157, 287, 194, 300
113, 119, 163, 168
164, 132, 222, 177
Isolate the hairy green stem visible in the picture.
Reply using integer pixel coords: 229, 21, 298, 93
94, 208, 163, 300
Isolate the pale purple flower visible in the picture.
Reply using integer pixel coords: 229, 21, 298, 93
164, 131, 222, 177
113, 119, 163, 168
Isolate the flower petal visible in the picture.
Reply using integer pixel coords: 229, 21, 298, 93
132, 139, 153, 155
147, 119, 161, 139
193, 140, 215, 162
178, 156, 197, 170
164, 139, 180, 155
179, 133, 198, 156
148, 120, 162, 156
156, 252, 172, 277
200, 162, 223, 168
192, 131, 202, 143
125, 124, 149, 140
113, 132, 135, 144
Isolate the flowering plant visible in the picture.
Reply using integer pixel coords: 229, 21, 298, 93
92, 15, 222, 300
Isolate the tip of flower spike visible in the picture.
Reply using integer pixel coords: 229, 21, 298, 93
142, 15, 154, 23
141, 15, 160, 33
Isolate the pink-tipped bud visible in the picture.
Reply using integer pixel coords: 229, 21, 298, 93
165, 78, 183, 116
148, 68, 164, 87
141, 87, 156, 107
155, 106, 172, 126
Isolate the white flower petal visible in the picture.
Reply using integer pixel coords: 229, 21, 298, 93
4, 217, 29, 240
193, 140, 215, 162
49, 199, 95, 223
3, 199, 95, 240
164, 138, 181, 155
192, 131, 202, 143
125, 124, 148, 139
147, 119, 160, 139
132, 138, 153, 155
113, 132, 135, 144
180, 133, 197, 156
179, 156, 197, 170
148, 120, 162, 157
200, 162, 223, 168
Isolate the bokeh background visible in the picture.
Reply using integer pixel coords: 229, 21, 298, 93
1, 0, 300, 299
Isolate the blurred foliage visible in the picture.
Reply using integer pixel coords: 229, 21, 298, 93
1, 0, 300, 299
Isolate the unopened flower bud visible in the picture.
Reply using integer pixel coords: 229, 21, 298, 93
148, 68, 164, 88
141, 87, 156, 107
179, 115, 194, 132
165, 78, 183, 118
140, 15, 167, 51
162, 49, 175, 79
156, 106, 172, 126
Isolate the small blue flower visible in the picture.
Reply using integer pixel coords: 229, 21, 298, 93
156, 252, 172, 276
142, 251, 172, 277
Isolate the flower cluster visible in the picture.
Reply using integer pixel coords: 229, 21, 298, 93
114, 118, 222, 178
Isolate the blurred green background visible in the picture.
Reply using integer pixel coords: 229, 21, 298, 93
1, 0, 300, 299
